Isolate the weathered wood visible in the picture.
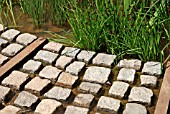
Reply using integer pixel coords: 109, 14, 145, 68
0, 37, 46, 78
154, 61, 170, 114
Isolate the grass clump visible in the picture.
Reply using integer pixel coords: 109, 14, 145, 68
51, 0, 170, 62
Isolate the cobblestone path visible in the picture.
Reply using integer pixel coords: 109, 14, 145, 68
0, 24, 164, 114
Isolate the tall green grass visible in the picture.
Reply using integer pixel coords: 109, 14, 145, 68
51, 0, 169, 62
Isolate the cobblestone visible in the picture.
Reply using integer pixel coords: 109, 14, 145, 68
109, 81, 129, 98
1, 29, 20, 41
117, 68, 136, 83
123, 103, 147, 114
25, 77, 51, 95
66, 61, 85, 76
35, 99, 62, 114
0, 85, 11, 102
0, 105, 21, 114
0, 38, 8, 47
77, 50, 96, 63
44, 86, 72, 101
128, 87, 153, 105
55, 56, 73, 69
39, 65, 62, 80
78, 82, 102, 95
0, 54, 8, 66
43, 42, 63, 53
14, 91, 38, 108
117, 59, 142, 70
92, 53, 116, 67
97, 96, 121, 113
57, 72, 78, 88
22, 60, 42, 73
2, 71, 29, 90
16, 33, 37, 46
61, 47, 80, 59
73, 94, 94, 108
64, 106, 89, 114
140, 75, 157, 87
0, 24, 5, 32
83, 66, 111, 84
1, 43, 24, 57
34, 50, 58, 64
142, 61, 162, 76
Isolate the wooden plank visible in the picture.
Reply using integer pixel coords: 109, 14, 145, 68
0, 37, 47, 78
154, 61, 170, 114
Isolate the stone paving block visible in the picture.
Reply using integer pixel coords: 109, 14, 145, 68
16, 33, 37, 46
44, 86, 72, 101
97, 96, 121, 113
0, 38, 8, 47
0, 24, 5, 32
43, 42, 63, 53
128, 87, 153, 105
117, 68, 136, 83
73, 94, 94, 108
83, 66, 111, 84
61, 47, 80, 59
57, 72, 78, 88
34, 50, 58, 64
14, 91, 38, 108
0, 85, 11, 102
123, 103, 147, 114
0, 54, 8, 66
2, 71, 29, 90
117, 59, 142, 70
39, 65, 62, 80
64, 106, 89, 114
142, 61, 162, 76
109, 81, 129, 98
1, 29, 20, 41
35, 99, 62, 114
0, 105, 21, 114
92, 53, 116, 67
77, 50, 96, 63
1, 43, 24, 57
78, 82, 102, 95
25, 77, 51, 95
140, 75, 157, 87
66, 61, 85, 76
22, 59, 42, 73
55, 56, 73, 69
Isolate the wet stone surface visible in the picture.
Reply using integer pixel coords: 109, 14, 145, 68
0, 30, 165, 114
16, 33, 37, 46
